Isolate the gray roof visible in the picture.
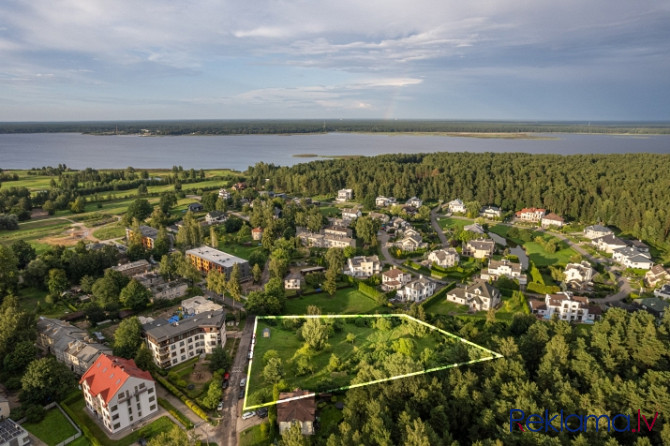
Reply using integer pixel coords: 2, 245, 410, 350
636, 298, 669, 313
185, 246, 248, 268
596, 234, 627, 246
467, 239, 495, 250
137, 225, 159, 239
467, 280, 499, 299
143, 310, 226, 342
0, 419, 28, 444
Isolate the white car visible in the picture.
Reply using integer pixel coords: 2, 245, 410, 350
242, 411, 256, 420
217, 401, 224, 411
240, 378, 246, 387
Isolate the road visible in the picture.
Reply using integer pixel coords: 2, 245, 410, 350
430, 206, 448, 247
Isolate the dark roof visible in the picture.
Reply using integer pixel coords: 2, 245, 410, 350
277, 390, 316, 423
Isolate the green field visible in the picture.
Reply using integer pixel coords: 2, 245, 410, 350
422, 298, 470, 316
284, 288, 385, 315
437, 216, 473, 232
489, 225, 578, 267
245, 315, 496, 407
239, 422, 273, 446
22, 406, 79, 446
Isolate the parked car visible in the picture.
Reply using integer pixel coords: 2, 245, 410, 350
242, 411, 256, 420
221, 380, 229, 389
240, 378, 246, 387
217, 401, 224, 411
257, 408, 268, 418
238, 390, 245, 400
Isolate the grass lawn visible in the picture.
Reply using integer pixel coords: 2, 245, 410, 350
283, 288, 385, 315
22, 407, 79, 446
423, 298, 469, 316
246, 315, 488, 406
18, 286, 71, 318
495, 293, 530, 321
92, 223, 127, 240
489, 225, 578, 267
216, 241, 262, 261
318, 206, 342, 217
1, 219, 72, 251
239, 422, 273, 446
437, 216, 472, 232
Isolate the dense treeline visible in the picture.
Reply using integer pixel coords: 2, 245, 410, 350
320, 308, 670, 445
248, 153, 670, 247
0, 120, 669, 135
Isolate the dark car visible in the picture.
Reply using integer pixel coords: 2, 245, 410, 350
239, 390, 245, 400
221, 380, 229, 389
257, 408, 268, 418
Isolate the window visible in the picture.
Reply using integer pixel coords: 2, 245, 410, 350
110, 405, 117, 412
148, 388, 154, 394
179, 341, 185, 347
181, 355, 186, 361
150, 404, 156, 411
112, 414, 119, 420
188, 337, 193, 343
149, 395, 155, 402
113, 423, 120, 430
171, 345, 176, 350
129, 416, 133, 422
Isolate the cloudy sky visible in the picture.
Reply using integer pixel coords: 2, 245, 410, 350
1, 0, 669, 121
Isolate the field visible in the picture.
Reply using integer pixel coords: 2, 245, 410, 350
437, 216, 473, 232
22, 406, 79, 446
283, 288, 386, 315
489, 224, 578, 267
245, 315, 497, 407
422, 298, 469, 316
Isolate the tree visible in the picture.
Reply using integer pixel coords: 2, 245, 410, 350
325, 248, 345, 272
202, 380, 223, 409
21, 357, 76, 404
210, 226, 219, 248
70, 196, 86, 213
264, 277, 285, 300
346, 333, 356, 344
124, 198, 153, 224
153, 226, 171, 259
252, 263, 263, 283
227, 263, 242, 306
150, 207, 169, 227
263, 357, 284, 383
201, 191, 218, 211
209, 346, 231, 372
113, 317, 143, 358
0, 296, 36, 358
176, 211, 202, 249
0, 245, 19, 298
323, 267, 337, 296
343, 246, 357, 258
46, 268, 69, 297
134, 344, 154, 371
327, 353, 341, 372
279, 422, 309, 446
148, 425, 191, 446
10, 240, 36, 269
159, 254, 178, 281
3, 340, 37, 374
120, 279, 152, 311
355, 216, 378, 246
127, 218, 147, 261
301, 317, 329, 351
159, 192, 178, 214
206, 269, 227, 296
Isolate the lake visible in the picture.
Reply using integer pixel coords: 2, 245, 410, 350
1, 132, 669, 171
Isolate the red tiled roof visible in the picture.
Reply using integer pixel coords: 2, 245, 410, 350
515, 207, 546, 216
252, 227, 263, 233
79, 354, 153, 405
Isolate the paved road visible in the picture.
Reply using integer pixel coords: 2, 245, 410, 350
430, 206, 448, 247
378, 230, 404, 269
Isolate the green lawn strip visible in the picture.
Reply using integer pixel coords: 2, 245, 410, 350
283, 288, 384, 315
1, 219, 72, 247
239, 422, 273, 446
18, 286, 71, 318
157, 398, 194, 429
22, 407, 78, 446
92, 223, 127, 240
437, 217, 472, 231
3, 174, 55, 191
216, 241, 261, 261
423, 299, 469, 316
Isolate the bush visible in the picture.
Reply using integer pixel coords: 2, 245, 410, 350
158, 398, 194, 429
24, 404, 46, 423
153, 374, 208, 421
527, 282, 560, 295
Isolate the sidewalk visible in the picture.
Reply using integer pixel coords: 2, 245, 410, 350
155, 384, 221, 443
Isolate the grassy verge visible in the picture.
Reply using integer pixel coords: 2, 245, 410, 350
22, 407, 79, 446
239, 422, 273, 446
284, 288, 386, 315
158, 398, 194, 429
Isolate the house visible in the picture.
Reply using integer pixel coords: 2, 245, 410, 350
37, 317, 112, 376
327, 218, 349, 229
80, 354, 158, 434
188, 202, 204, 212
653, 284, 670, 300
406, 196, 422, 208
394, 229, 425, 252
389, 217, 409, 230
627, 240, 650, 253
446, 281, 501, 311
541, 213, 564, 228
218, 188, 230, 200
515, 208, 546, 222
110, 259, 151, 277
284, 273, 302, 290
142, 310, 226, 368
612, 247, 653, 270
125, 225, 159, 250
205, 211, 226, 225
402, 205, 418, 216
464, 223, 485, 234
336, 189, 353, 202
481, 259, 527, 285
397, 276, 436, 302
0, 418, 30, 446
427, 248, 459, 268
584, 225, 613, 239
181, 296, 223, 315
634, 297, 669, 318
480, 205, 502, 219
344, 256, 381, 278
375, 196, 396, 207
381, 268, 412, 292
252, 227, 263, 241
135, 272, 188, 301
564, 261, 594, 290
185, 246, 251, 280
231, 182, 247, 191
592, 234, 628, 254
324, 226, 352, 238
530, 293, 598, 323
646, 265, 670, 287
447, 199, 466, 214
462, 238, 496, 259
341, 208, 362, 221
368, 212, 390, 224
277, 390, 316, 435
296, 228, 356, 249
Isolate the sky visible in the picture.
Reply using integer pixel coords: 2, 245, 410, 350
1, 0, 669, 121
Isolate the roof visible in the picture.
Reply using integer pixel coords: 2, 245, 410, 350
464, 223, 485, 233
595, 234, 627, 246
429, 249, 458, 261
648, 264, 669, 277
143, 309, 226, 342
516, 207, 546, 215
207, 210, 226, 218
466, 238, 495, 250
129, 225, 158, 239
277, 390, 316, 423
586, 224, 611, 233
80, 354, 153, 405
542, 213, 564, 222
112, 259, 150, 273
349, 255, 379, 267
185, 246, 248, 268
547, 293, 589, 307
252, 227, 263, 233
383, 268, 406, 279
488, 259, 521, 273
467, 280, 498, 299
0, 418, 29, 444
636, 298, 669, 313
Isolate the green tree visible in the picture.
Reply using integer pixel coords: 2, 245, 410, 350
0, 296, 36, 358
0, 245, 19, 297
3, 340, 37, 374
153, 226, 171, 259
46, 268, 69, 297
252, 263, 263, 283
301, 317, 329, 351
279, 421, 309, 446
159, 192, 178, 214
119, 279, 152, 311
148, 424, 191, 446
134, 344, 154, 371
263, 357, 284, 383
10, 240, 36, 269
21, 357, 76, 404
124, 198, 153, 225
355, 216, 378, 246
324, 267, 337, 296
113, 317, 143, 358
210, 225, 219, 248
227, 263, 242, 307
209, 346, 231, 372
206, 269, 227, 296
202, 380, 223, 409
70, 196, 86, 213
325, 247, 345, 272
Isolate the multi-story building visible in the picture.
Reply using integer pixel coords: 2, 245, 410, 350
296, 229, 356, 249
135, 272, 188, 301
110, 259, 151, 277
529, 293, 599, 323
480, 205, 502, 219
646, 265, 670, 288
406, 197, 422, 208
80, 354, 158, 434
205, 211, 227, 225
375, 196, 396, 207
447, 199, 466, 214
563, 261, 594, 290
185, 246, 251, 280
480, 259, 527, 285
612, 246, 653, 270
446, 281, 501, 311
142, 310, 226, 368
584, 224, 613, 239
462, 238, 496, 259
397, 276, 436, 302
541, 213, 564, 228
218, 188, 230, 200
515, 208, 546, 222
344, 256, 381, 278
324, 226, 352, 238
592, 234, 627, 253
37, 317, 112, 376
368, 212, 390, 224
381, 268, 412, 292
427, 248, 459, 268
336, 189, 353, 202
125, 225, 159, 250
341, 208, 362, 221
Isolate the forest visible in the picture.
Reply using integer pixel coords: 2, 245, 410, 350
247, 152, 670, 249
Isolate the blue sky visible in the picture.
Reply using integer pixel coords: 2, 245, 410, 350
1, 0, 669, 121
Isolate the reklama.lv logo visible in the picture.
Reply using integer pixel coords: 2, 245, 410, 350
510, 409, 660, 433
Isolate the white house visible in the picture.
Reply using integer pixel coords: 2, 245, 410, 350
381, 268, 412, 292
427, 248, 459, 268
181, 296, 223, 315
284, 273, 302, 290
218, 188, 230, 200
447, 199, 466, 214
646, 265, 670, 287
584, 225, 613, 239
564, 261, 594, 290
397, 276, 436, 302
446, 281, 501, 311
406, 197, 422, 208
654, 284, 670, 300
80, 354, 158, 434
344, 256, 381, 278
480, 259, 526, 285
529, 293, 599, 323
480, 206, 502, 219
462, 238, 496, 259
395, 229, 425, 252
541, 213, 564, 228
375, 196, 396, 207
341, 208, 362, 221
592, 234, 627, 254
336, 189, 353, 202
205, 211, 227, 225
612, 247, 653, 270
515, 208, 546, 222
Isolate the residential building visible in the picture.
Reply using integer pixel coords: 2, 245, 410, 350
188, 203, 204, 212
446, 281, 501, 311
110, 259, 151, 277
564, 261, 594, 290
515, 208, 546, 222
125, 225, 158, 250
80, 354, 158, 434
327, 218, 349, 229
627, 240, 650, 253
612, 246, 653, 270
381, 268, 412, 292
368, 212, 390, 224
284, 273, 302, 290
252, 227, 263, 241
462, 238, 496, 259
231, 182, 247, 191
375, 196, 396, 207
143, 310, 226, 368
464, 223, 485, 234
634, 297, 668, 318
37, 317, 112, 376
447, 199, 466, 214
185, 246, 251, 280
324, 226, 352, 238
481, 259, 527, 285
389, 217, 409, 230
646, 265, 670, 287
296, 228, 356, 249
344, 255, 381, 278
530, 293, 598, 323
584, 225, 613, 239
402, 205, 418, 216
406, 196, 422, 208
397, 276, 436, 302
653, 284, 670, 300
218, 188, 230, 200
394, 228, 425, 252
181, 296, 223, 315
336, 189, 353, 202
480, 205, 502, 219
0, 418, 30, 446
541, 213, 565, 228
592, 234, 628, 254
135, 272, 188, 301
205, 211, 227, 225
341, 208, 362, 221
277, 390, 316, 435
427, 248, 459, 268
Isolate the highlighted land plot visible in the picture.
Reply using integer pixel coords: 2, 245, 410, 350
242, 314, 502, 410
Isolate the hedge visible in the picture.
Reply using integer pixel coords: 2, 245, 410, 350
158, 398, 194, 429
61, 393, 102, 446
153, 374, 208, 421
420, 282, 456, 308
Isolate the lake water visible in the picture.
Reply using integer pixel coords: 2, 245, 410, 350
1, 132, 669, 171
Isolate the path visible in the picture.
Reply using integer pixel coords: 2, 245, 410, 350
430, 206, 448, 247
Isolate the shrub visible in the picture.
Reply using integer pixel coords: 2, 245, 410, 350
24, 404, 46, 423
158, 398, 194, 429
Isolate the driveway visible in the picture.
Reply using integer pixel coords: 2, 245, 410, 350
430, 207, 448, 247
